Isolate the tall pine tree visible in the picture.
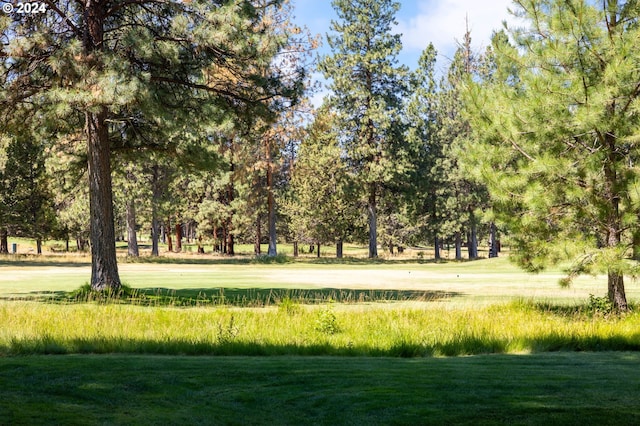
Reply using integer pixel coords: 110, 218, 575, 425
1, 1, 301, 289
320, 0, 409, 258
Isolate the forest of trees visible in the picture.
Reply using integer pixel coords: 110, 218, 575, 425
2, 0, 640, 310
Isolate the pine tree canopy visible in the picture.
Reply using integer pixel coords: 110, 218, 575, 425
464, 0, 640, 310
0, 0, 303, 289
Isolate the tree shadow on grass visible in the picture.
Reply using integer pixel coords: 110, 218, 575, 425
3, 287, 462, 307
0, 259, 91, 268
2, 333, 640, 357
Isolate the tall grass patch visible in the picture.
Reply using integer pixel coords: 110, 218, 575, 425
1, 300, 639, 356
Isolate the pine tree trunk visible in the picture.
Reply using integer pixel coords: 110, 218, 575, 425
87, 108, 121, 290
151, 171, 160, 256
151, 217, 160, 256
267, 165, 277, 257
162, 218, 173, 252
368, 185, 378, 258
489, 222, 498, 258
0, 228, 7, 254
227, 162, 235, 256
227, 227, 234, 256
604, 134, 628, 310
467, 211, 478, 259
336, 240, 343, 258
255, 215, 261, 255
126, 199, 139, 257
455, 231, 462, 260
175, 223, 182, 252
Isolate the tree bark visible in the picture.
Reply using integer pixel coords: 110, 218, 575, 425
255, 215, 261, 255
175, 223, 182, 252
36, 238, 42, 255
604, 132, 627, 310
368, 185, 378, 258
467, 212, 478, 259
227, 227, 234, 255
434, 235, 441, 260
489, 222, 498, 258
293, 241, 299, 257
455, 231, 462, 260
267, 156, 277, 257
0, 228, 7, 254
336, 240, 343, 259
151, 166, 161, 257
317, 242, 321, 258
126, 199, 139, 257
87, 108, 121, 290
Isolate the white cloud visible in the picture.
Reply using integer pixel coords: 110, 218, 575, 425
397, 0, 515, 61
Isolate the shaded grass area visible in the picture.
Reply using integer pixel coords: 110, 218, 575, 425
1, 301, 639, 356
15, 285, 459, 307
1, 353, 639, 425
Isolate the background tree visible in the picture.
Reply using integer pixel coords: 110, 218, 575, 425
284, 106, 363, 258
464, 0, 640, 310
320, 0, 409, 258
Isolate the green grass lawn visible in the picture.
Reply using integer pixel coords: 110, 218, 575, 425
2, 353, 639, 425
1, 255, 634, 304
1, 253, 640, 424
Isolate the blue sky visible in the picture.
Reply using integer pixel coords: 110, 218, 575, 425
291, 0, 516, 104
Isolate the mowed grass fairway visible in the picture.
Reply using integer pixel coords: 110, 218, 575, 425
2, 354, 640, 425
2, 255, 635, 303
2, 254, 640, 424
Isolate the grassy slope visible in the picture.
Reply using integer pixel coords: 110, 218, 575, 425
1, 353, 639, 425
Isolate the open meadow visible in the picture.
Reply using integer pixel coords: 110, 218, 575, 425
1, 251, 640, 424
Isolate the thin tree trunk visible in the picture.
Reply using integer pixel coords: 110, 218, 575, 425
267, 159, 277, 257
368, 185, 378, 258
317, 242, 321, 258
126, 199, 139, 257
227, 159, 235, 256
166, 225, 173, 253
489, 222, 498, 258
293, 241, 299, 257
468, 212, 478, 259
455, 231, 462, 260
434, 235, 441, 260
255, 215, 261, 255
175, 223, 182, 252
151, 166, 161, 257
0, 228, 7, 254
151, 217, 160, 256
336, 240, 343, 259
36, 238, 42, 255
227, 226, 234, 256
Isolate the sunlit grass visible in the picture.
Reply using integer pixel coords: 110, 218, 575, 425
1, 300, 638, 356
